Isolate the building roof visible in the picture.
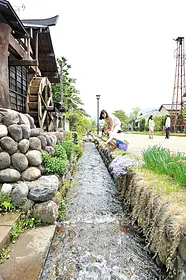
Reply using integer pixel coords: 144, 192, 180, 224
23, 17, 60, 83
135, 109, 166, 123
159, 104, 181, 111
21, 15, 59, 28
0, 0, 28, 38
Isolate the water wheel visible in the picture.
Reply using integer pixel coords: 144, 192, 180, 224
26, 77, 54, 130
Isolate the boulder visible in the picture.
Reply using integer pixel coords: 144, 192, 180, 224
25, 114, 35, 129
29, 137, 41, 150
11, 153, 28, 171
21, 167, 41, 181
18, 139, 30, 154
33, 200, 58, 224
27, 175, 59, 202
0, 152, 11, 170
2, 110, 19, 126
20, 124, 31, 139
26, 150, 42, 166
11, 183, 29, 206
18, 113, 30, 127
45, 146, 55, 156
1, 183, 12, 196
30, 128, 41, 137
8, 124, 23, 142
0, 168, 21, 182
0, 124, 8, 138
0, 136, 18, 154
37, 135, 47, 150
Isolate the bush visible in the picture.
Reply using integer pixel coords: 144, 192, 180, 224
54, 142, 67, 160
74, 143, 83, 158
61, 140, 74, 160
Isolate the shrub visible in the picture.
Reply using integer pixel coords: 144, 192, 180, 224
54, 142, 67, 160
61, 140, 74, 160
74, 143, 83, 158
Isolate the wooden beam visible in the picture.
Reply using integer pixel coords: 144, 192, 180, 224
39, 53, 55, 58
9, 59, 38, 66
9, 34, 26, 59
41, 72, 59, 78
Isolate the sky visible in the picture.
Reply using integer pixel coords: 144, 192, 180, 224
9, 0, 186, 118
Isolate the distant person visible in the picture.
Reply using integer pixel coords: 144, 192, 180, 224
148, 115, 155, 139
165, 114, 171, 139
99, 109, 121, 133
102, 126, 129, 150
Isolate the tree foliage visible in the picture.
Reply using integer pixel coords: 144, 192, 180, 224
52, 56, 90, 131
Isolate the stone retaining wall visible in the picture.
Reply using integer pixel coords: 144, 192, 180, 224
95, 138, 186, 280
0, 108, 71, 225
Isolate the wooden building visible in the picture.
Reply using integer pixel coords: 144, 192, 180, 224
0, 0, 60, 129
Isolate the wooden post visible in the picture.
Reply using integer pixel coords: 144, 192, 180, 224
0, 23, 12, 108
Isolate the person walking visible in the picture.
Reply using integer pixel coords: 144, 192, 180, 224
148, 115, 155, 139
165, 114, 171, 139
99, 109, 121, 133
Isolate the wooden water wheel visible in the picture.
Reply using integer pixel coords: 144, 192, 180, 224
26, 77, 54, 130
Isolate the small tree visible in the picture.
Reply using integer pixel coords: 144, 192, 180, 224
139, 118, 146, 131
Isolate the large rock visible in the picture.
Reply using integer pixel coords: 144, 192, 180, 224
18, 139, 30, 154
33, 200, 58, 224
29, 137, 41, 150
2, 110, 19, 126
0, 136, 18, 154
11, 153, 28, 171
8, 124, 23, 142
27, 175, 59, 202
20, 124, 31, 139
18, 113, 30, 127
45, 146, 55, 156
0, 124, 8, 138
25, 114, 35, 129
37, 135, 47, 150
1, 183, 12, 196
0, 152, 10, 170
30, 128, 41, 137
0, 168, 21, 182
26, 150, 42, 166
21, 167, 41, 181
11, 183, 29, 206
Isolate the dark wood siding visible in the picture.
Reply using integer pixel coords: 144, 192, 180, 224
9, 54, 28, 113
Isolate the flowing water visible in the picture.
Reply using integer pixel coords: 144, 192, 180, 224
39, 142, 167, 280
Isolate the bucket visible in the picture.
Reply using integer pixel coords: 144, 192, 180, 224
118, 143, 128, 151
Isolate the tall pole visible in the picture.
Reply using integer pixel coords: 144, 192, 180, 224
96, 95, 100, 135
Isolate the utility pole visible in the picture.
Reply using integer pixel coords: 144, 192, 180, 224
96, 95, 100, 135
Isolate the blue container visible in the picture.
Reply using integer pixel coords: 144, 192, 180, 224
118, 143, 128, 151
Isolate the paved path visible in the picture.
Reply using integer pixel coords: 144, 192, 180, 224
124, 134, 186, 158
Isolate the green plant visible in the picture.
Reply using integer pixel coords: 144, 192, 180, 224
73, 143, 83, 158
0, 248, 10, 264
142, 145, 186, 186
0, 194, 16, 213
61, 140, 74, 160
54, 142, 68, 160
10, 216, 42, 242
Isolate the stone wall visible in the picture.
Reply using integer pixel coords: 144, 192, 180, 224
0, 108, 65, 182
0, 108, 67, 224
95, 138, 186, 280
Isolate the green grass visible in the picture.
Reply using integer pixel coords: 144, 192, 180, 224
142, 145, 186, 186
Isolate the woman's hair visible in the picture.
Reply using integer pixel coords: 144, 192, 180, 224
99, 109, 109, 120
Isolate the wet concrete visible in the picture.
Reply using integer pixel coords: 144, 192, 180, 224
39, 142, 167, 280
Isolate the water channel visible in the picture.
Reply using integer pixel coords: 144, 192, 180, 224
39, 142, 168, 280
